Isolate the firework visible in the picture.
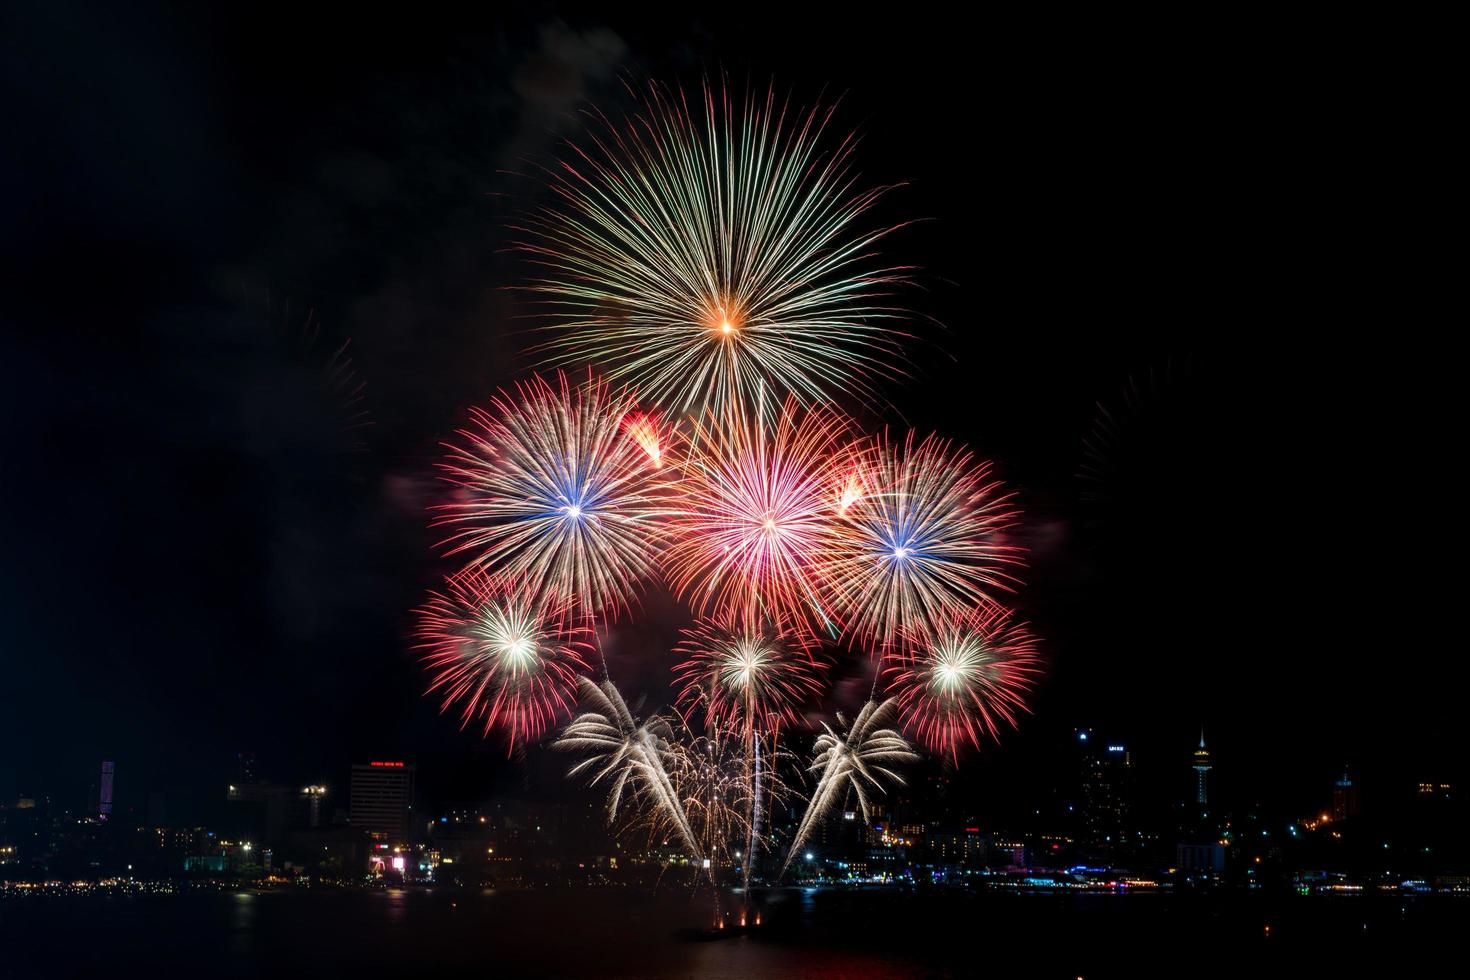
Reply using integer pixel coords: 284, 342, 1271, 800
672, 610, 825, 888
435, 372, 668, 624
830, 430, 1022, 652
665, 729, 749, 868
621, 410, 671, 469
781, 699, 918, 875
552, 678, 703, 860
517, 80, 913, 418
884, 607, 1040, 761
415, 572, 592, 753
673, 612, 827, 734
661, 397, 854, 632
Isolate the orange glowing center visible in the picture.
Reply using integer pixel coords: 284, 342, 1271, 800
712, 308, 740, 337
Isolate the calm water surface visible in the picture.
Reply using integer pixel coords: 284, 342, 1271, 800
2, 885, 1459, 978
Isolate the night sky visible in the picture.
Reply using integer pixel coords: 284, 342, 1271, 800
4, 4, 1458, 825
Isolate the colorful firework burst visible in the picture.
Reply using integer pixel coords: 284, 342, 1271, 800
660, 397, 854, 632
884, 607, 1040, 761
517, 80, 913, 417
435, 372, 668, 624
415, 572, 593, 753
673, 612, 827, 735
830, 430, 1022, 652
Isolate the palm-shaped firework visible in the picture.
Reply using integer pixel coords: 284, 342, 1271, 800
552, 677, 702, 860
781, 699, 919, 876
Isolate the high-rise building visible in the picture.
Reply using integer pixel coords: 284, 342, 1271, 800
1331, 768, 1360, 821
98, 761, 115, 821
1192, 730, 1212, 806
350, 762, 416, 842
299, 785, 328, 829
1075, 730, 1135, 854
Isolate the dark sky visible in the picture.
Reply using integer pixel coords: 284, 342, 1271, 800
3, 3, 1458, 825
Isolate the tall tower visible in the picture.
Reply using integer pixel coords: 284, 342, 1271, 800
1332, 768, 1360, 821
98, 761, 115, 821
1192, 730, 1212, 806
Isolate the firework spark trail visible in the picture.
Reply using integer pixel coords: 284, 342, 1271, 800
435, 372, 668, 625
661, 397, 854, 632
552, 677, 703, 861
415, 572, 592, 754
673, 611, 828, 890
830, 430, 1023, 653
517, 79, 914, 419
884, 607, 1040, 761
781, 699, 918, 876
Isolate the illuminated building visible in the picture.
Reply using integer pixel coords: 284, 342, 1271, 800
1331, 768, 1360, 821
1173, 730, 1224, 875
1192, 730, 1212, 806
1073, 729, 1135, 857
98, 761, 115, 822
928, 827, 988, 865
298, 785, 328, 829
350, 762, 416, 842
1176, 841, 1225, 874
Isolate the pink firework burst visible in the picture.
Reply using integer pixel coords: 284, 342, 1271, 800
673, 611, 828, 735
883, 607, 1040, 762
415, 571, 594, 753
660, 397, 855, 632
434, 372, 669, 625
831, 430, 1022, 653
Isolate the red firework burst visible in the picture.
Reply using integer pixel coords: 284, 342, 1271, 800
673, 612, 828, 734
883, 607, 1040, 761
415, 571, 593, 753
660, 398, 855, 632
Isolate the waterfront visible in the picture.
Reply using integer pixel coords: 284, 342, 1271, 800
3, 885, 1460, 978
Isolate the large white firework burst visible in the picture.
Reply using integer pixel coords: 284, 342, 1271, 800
517, 80, 913, 417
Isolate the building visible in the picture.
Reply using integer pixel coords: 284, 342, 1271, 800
1074, 729, 1136, 856
1176, 730, 1223, 873
1416, 781, 1453, 802
227, 781, 291, 844
98, 761, 115, 821
927, 827, 987, 865
350, 762, 415, 842
1192, 730, 1212, 806
298, 785, 328, 829
1176, 841, 1226, 874
1331, 768, 1360, 821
